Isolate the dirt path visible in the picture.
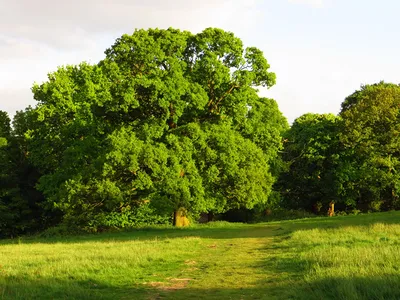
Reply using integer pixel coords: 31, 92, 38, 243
148, 226, 283, 300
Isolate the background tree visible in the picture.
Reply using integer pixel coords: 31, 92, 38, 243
0, 110, 47, 237
0, 111, 13, 235
278, 113, 342, 213
339, 82, 400, 211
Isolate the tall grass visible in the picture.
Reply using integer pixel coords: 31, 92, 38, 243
291, 222, 400, 299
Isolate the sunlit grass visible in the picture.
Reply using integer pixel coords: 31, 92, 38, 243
1, 212, 400, 299
291, 222, 400, 299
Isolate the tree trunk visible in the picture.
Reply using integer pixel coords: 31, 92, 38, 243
173, 207, 190, 227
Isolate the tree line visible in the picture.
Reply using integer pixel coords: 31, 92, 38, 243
1, 28, 399, 237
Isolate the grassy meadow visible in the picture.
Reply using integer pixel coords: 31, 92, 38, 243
1, 211, 400, 299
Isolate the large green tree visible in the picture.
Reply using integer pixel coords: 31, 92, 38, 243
25, 28, 287, 228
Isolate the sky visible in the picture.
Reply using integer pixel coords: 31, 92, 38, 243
1, 0, 399, 123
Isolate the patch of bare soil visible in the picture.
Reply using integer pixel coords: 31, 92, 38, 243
144, 278, 193, 291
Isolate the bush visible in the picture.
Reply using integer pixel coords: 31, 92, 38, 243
85, 203, 172, 232
39, 224, 84, 238
39, 203, 173, 236
369, 200, 384, 212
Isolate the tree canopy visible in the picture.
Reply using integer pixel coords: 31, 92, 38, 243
339, 82, 400, 211
278, 113, 342, 212
0, 110, 48, 237
278, 82, 400, 213
22, 27, 287, 228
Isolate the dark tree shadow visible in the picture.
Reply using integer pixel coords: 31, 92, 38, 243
0, 224, 280, 245
2, 211, 400, 245
2, 274, 400, 300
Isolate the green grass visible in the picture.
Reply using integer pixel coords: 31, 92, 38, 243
1, 212, 400, 299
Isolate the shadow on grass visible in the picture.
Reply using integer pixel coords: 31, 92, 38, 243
0, 224, 280, 245
169, 274, 400, 300
1, 211, 400, 245
2, 274, 400, 300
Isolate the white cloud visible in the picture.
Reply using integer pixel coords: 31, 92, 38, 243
288, 0, 325, 8
0, 0, 257, 50
0, 88, 34, 118
0, 35, 53, 61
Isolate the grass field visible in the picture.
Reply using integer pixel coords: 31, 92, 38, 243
1, 211, 400, 300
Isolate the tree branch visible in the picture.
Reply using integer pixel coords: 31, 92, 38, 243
211, 83, 240, 112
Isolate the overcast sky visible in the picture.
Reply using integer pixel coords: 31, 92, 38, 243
1, 0, 399, 123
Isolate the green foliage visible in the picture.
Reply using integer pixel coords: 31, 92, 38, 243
0, 137, 7, 147
86, 203, 172, 232
339, 82, 400, 211
278, 113, 343, 212
2, 28, 400, 236
0, 111, 12, 235
0, 111, 11, 138
23, 28, 286, 229
0, 110, 48, 238
277, 82, 400, 214
39, 223, 84, 238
